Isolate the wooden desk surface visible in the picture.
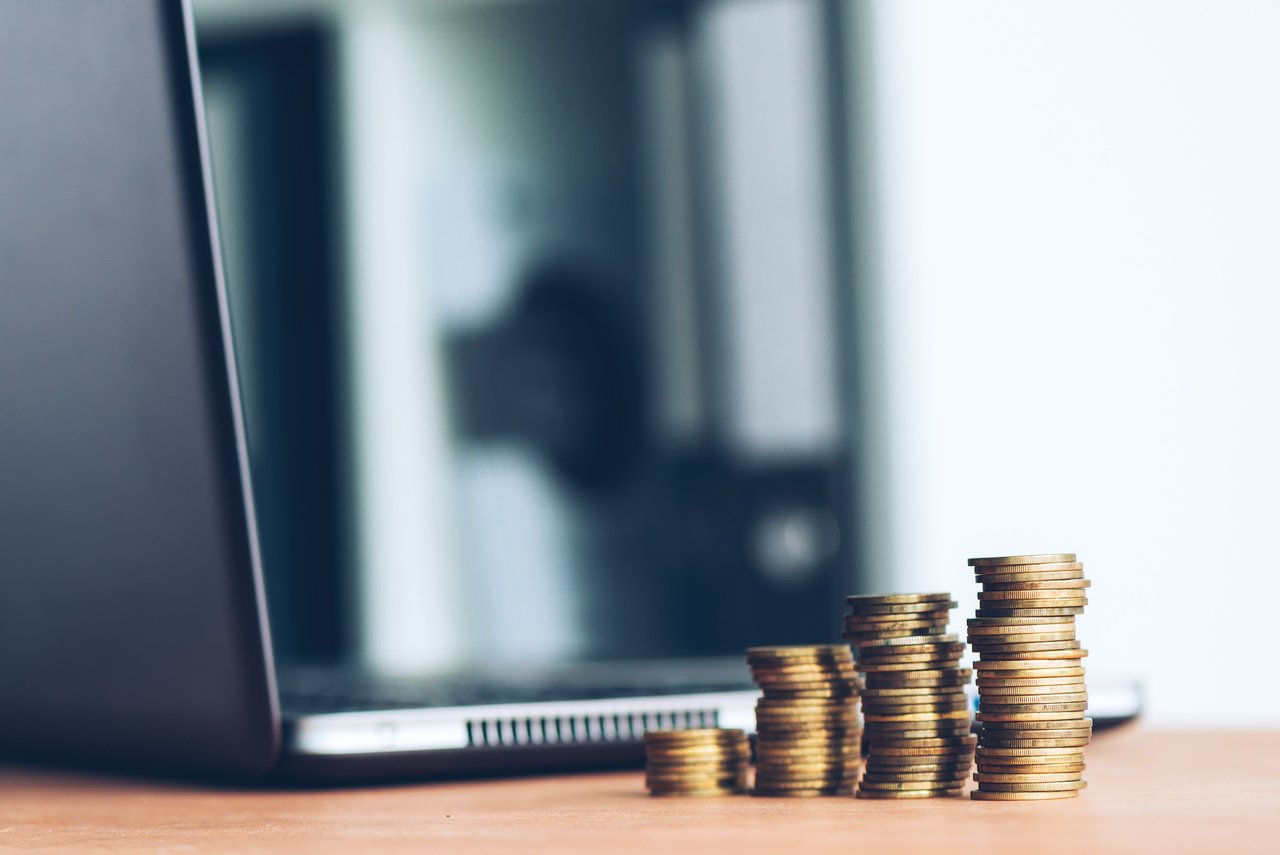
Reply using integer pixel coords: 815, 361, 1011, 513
2, 728, 1277, 854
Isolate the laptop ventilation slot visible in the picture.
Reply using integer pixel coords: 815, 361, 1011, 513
464, 708, 720, 748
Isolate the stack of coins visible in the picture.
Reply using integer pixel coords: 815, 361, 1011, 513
746, 645, 862, 797
844, 594, 976, 799
644, 728, 750, 796
968, 553, 1091, 801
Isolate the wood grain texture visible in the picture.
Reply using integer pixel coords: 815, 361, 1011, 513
2, 728, 1278, 854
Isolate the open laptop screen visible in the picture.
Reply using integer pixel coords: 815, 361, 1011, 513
193, 0, 858, 676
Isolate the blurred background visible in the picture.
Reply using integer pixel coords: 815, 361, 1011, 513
192, 0, 1280, 726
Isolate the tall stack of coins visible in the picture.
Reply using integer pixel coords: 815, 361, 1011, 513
843, 594, 976, 799
968, 553, 1091, 801
746, 645, 862, 797
644, 729, 750, 796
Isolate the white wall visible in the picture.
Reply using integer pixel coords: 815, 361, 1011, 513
850, 0, 1280, 724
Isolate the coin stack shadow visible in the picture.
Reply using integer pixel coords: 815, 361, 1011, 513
746, 645, 862, 797
844, 594, 976, 799
968, 553, 1092, 801
644, 728, 750, 796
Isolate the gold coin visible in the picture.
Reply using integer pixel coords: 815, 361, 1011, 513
757, 695, 857, 707
864, 708, 971, 722
844, 604, 957, 616
865, 729, 971, 741
752, 666, 857, 678
756, 694, 858, 705
865, 760, 972, 772
862, 774, 969, 786
971, 640, 1080, 653
755, 704, 859, 716
646, 772, 748, 783
749, 660, 853, 672
977, 594, 1088, 607
865, 732, 972, 742
747, 645, 851, 658
857, 788, 964, 799
980, 780, 1087, 793
978, 734, 1091, 747
979, 717, 1092, 732
975, 566, 1085, 582
865, 700, 969, 714
976, 676, 1086, 688
972, 706, 1085, 721
978, 720, 1092, 732
646, 738, 751, 750
866, 680, 971, 693
846, 624, 953, 637
846, 592, 953, 605
647, 763, 747, 775
978, 653, 1088, 666
858, 781, 965, 793
863, 699, 968, 712
868, 666, 972, 681
978, 684, 1086, 698
646, 775, 744, 789
866, 729, 971, 742
866, 681, 971, 694
977, 696, 1090, 706
845, 610, 953, 625
972, 591, 1085, 604
844, 624, 948, 638
862, 763, 970, 776
974, 559, 1083, 573
758, 764, 861, 777
859, 660, 964, 674
865, 693, 968, 705
753, 787, 853, 798
977, 586, 1089, 599
762, 691, 861, 702
979, 738, 1091, 750
648, 789, 741, 798
857, 641, 965, 656
970, 790, 1079, 801
981, 579, 1091, 592
976, 655, 1089, 669
862, 685, 969, 697
976, 745, 1086, 757
967, 617, 1077, 629
976, 763, 1085, 775
975, 607, 1085, 618
980, 694, 1088, 707
644, 728, 746, 742
979, 715, 1091, 726
869, 748, 977, 761
969, 554, 1077, 567
851, 634, 956, 649
967, 626, 1078, 639
757, 729, 860, 741
650, 742, 747, 757
974, 672, 1086, 685
752, 742, 855, 757
754, 684, 858, 694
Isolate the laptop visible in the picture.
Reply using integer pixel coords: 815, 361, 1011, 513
0, 0, 759, 780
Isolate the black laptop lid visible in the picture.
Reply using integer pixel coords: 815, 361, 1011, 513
0, 0, 278, 773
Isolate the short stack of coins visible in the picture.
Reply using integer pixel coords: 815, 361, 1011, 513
968, 553, 1091, 801
746, 645, 862, 797
644, 728, 750, 796
843, 593, 976, 799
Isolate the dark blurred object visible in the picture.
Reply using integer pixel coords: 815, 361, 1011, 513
199, 26, 348, 662
447, 259, 646, 493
